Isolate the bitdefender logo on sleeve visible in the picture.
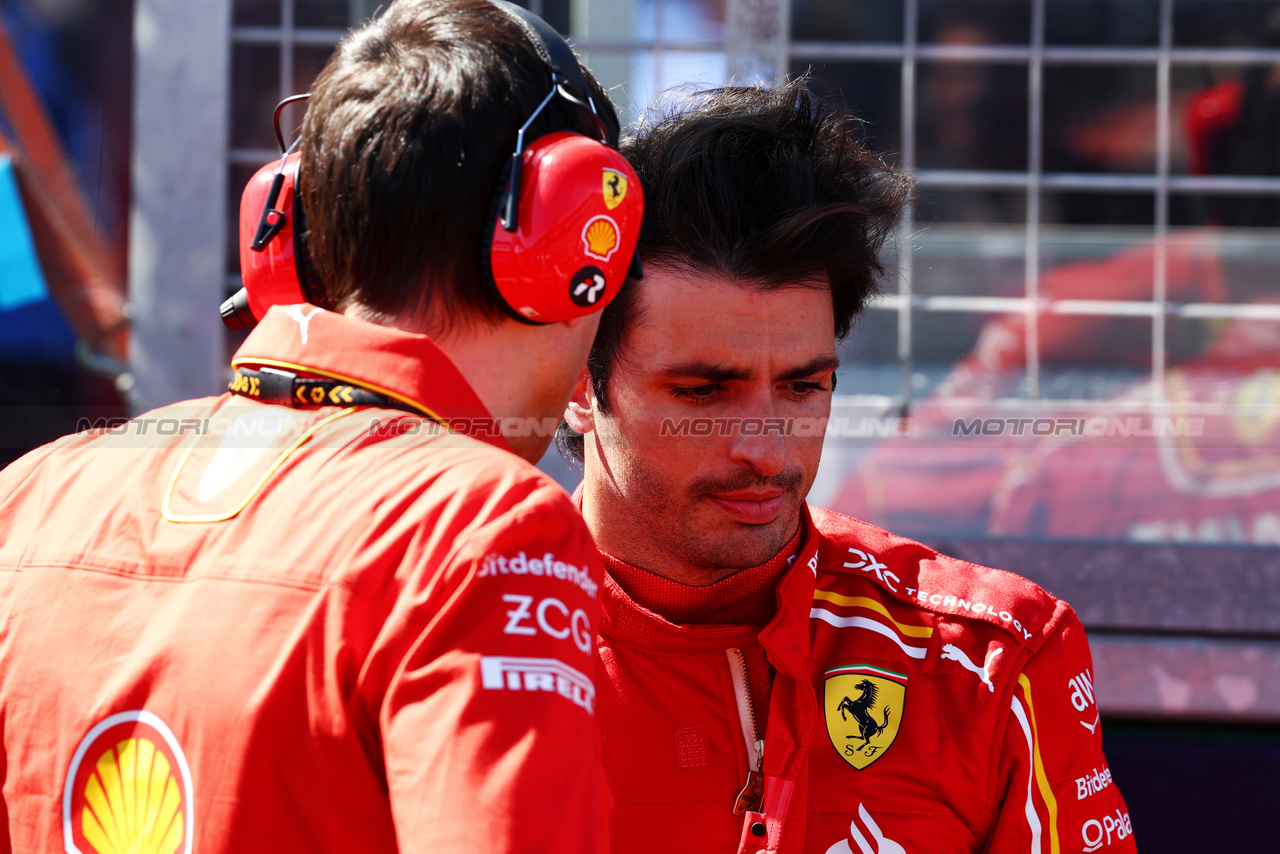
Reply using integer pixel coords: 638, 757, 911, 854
63, 710, 193, 854
478, 551, 599, 598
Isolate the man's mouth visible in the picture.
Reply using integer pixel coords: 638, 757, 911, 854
706, 490, 786, 525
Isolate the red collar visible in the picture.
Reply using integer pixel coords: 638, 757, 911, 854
601, 527, 801, 628
588, 495, 821, 680
231, 304, 509, 451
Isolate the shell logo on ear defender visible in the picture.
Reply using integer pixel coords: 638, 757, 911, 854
222, 0, 643, 330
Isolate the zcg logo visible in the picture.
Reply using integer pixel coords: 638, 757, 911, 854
502, 594, 593, 654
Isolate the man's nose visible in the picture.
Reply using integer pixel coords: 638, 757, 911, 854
727, 393, 788, 477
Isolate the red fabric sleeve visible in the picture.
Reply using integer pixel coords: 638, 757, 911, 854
378, 491, 608, 854
985, 610, 1136, 854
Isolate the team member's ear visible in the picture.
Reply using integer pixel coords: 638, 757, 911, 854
564, 369, 596, 434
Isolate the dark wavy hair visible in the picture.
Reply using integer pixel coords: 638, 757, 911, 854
559, 78, 914, 462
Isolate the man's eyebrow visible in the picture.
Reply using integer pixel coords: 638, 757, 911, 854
778, 354, 841, 382
656, 361, 751, 382
656, 355, 841, 383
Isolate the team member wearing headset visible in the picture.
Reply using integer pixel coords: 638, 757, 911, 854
0, 2, 640, 852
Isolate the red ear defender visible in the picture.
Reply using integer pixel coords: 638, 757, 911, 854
234, 151, 309, 324
488, 132, 643, 323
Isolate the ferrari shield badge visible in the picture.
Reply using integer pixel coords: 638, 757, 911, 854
825, 664, 907, 770
602, 168, 628, 210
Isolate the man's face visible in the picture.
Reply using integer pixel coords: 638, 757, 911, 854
575, 265, 837, 582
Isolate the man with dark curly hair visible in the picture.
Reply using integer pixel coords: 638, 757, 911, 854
561, 80, 1135, 853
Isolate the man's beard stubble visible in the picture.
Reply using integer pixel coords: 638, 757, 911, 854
626, 457, 807, 579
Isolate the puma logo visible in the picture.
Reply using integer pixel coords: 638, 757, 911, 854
940, 643, 1002, 693
285, 305, 323, 345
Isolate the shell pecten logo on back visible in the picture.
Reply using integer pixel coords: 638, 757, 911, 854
63, 711, 193, 854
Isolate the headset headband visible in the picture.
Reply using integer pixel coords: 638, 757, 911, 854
489, 0, 613, 232
490, 0, 604, 128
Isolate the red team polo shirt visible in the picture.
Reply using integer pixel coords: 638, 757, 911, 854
0, 306, 607, 853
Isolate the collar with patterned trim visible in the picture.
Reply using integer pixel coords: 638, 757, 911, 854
230, 304, 509, 452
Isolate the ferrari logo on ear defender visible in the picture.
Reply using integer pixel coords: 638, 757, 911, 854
602, 169, 628, 210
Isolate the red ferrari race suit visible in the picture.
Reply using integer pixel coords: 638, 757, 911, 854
0, 306, 607, 854
598, 505, 1135, 854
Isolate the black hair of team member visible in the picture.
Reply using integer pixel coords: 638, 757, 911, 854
300, 0, 619, 332
559, 78, 913, 463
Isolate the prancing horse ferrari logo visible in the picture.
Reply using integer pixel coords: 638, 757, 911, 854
825, 665, 907, 770
602, 169, 628, 210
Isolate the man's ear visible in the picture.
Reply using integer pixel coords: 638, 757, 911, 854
564, 368, 596, 434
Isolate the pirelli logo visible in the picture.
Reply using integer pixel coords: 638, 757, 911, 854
479, 656, 596, 715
